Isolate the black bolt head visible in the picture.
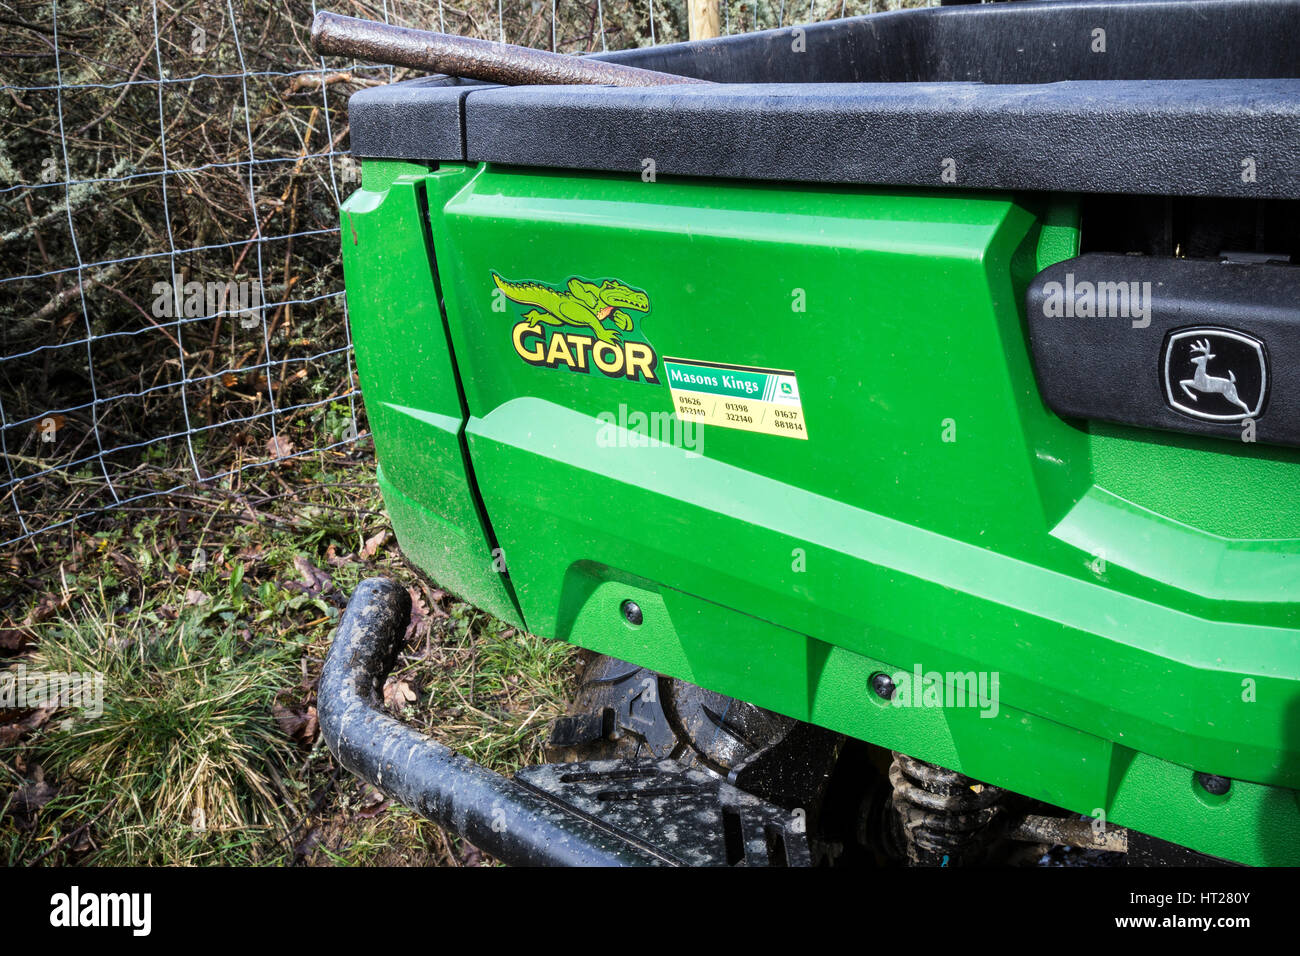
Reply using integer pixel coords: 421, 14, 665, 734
870, 672, 896, 700
1196, 772, 1231, 796
620, 600, 643, 626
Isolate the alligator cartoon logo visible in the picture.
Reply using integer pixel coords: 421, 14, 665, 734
492, 272, 650, 345
493, 272, 660, 384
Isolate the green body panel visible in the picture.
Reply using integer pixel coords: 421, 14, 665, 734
341, 167, 521, 626
343, 160, 1300, 865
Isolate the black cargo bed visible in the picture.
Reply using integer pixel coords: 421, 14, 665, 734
348, 0, 1300, 199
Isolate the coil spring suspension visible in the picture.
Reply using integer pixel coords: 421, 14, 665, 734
888, 752, 1005, 866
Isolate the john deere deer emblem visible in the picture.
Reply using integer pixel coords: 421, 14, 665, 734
1163, 328, 1267, 422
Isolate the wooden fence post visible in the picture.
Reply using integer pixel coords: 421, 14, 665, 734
688, 0, 721, 41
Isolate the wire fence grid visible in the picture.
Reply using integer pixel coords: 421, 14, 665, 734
0, 0, 928, 551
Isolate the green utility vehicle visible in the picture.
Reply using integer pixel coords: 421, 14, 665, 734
319, 0, 1300, 866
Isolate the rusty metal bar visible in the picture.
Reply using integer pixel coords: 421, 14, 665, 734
1007, 814, 1129, 854
310, 11, 710, 87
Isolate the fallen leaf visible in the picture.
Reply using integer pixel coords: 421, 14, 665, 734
356, 785, 389, 819
360, 530, 390, 560
324, 544, 356, 568
272, 702, 319, 746
266, 434, 296, 459
427, 588, 449, 619
355, 800, 390, 820
0, 629, 28, 651
0, 592, 70, 651
184, 589, 210, 606
0, 707, 58, 745
293, 826, 321, 863
404, 586, 432, 644
289, 555, 332, 596
32, 592, 68, 622
6, 777, 57, 828
107, 550, 138, 579
383, 677, 418, 711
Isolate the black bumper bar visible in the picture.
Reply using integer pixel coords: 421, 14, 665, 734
318, 578, 663, 866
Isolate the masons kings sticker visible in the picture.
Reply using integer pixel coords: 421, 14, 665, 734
663, 357, 807, 439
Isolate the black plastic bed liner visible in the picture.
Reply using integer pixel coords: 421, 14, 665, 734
347, 0, 1300, 199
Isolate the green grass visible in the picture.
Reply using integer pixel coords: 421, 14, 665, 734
0, 446, 576, 866
22, 580, 303, 865
403, 604, 575, 769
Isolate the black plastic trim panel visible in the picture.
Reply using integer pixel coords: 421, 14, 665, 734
1027, 254, 1300, 447
460, 79, 1299, 198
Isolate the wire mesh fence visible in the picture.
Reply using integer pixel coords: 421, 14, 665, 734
0, 0, 927, 550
